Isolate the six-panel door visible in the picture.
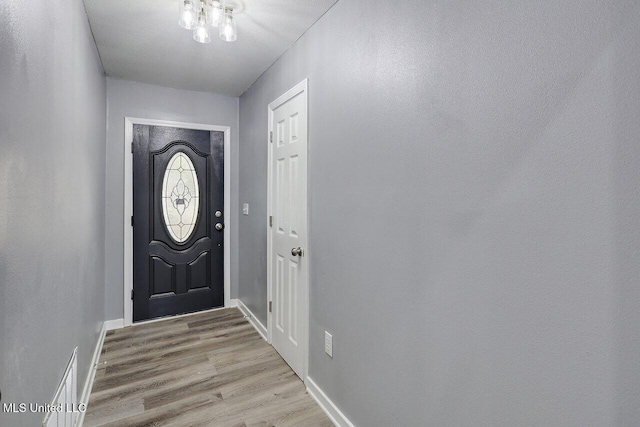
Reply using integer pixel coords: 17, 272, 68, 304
270, 89, 308, 378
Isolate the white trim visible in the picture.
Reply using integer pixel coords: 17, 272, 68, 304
266, 79, 310, 384
75, 323, 107, 427
104, 318, 124, 331
235, 298, 268, 341
124, 117, 232, 327
306, 377, 355, 427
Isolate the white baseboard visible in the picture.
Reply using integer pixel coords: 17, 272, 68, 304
235, 298, 268, 342
227, 298, 238, 308
306, 377, 354, 427
105, 318, 125, 331
76, 322, 107, 427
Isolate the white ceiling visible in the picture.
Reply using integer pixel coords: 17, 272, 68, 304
83, 0, 337, 96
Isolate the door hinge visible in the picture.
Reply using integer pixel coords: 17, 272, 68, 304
270, 131, 273, 143
131, 215, 134, 227
131, 141, 134, 153
131, 289, 134, 300
269, 215, 273, 227
269, 301, 272, 313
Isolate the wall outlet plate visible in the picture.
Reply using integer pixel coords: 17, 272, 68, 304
243, 203, 249, 215
325, 331, 333, 358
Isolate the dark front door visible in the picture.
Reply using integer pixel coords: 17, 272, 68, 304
133, 125, 224, 322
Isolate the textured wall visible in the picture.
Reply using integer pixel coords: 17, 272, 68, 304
104, 78, 240, 321
239, 0, 640, 425
0, 0, 107, 425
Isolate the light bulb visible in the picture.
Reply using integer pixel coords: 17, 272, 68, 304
207, 1, 223, 27
219, 10, 237, 42
193, 12, 211, 43
178, 0, 197, 30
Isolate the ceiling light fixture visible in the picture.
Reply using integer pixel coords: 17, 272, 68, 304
178, 0, 237, 43
220, 7, 237, 42
178, 0, 197, 30
193, 7, 211, 43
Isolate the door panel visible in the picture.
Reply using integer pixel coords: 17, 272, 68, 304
288, 258, 298, 345
187, 251, 210, 290
150, 256, 175, 295
133, 125, 224, 322
270, 87, 308, 379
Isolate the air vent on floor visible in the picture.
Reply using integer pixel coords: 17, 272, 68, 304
42, 347, 79, 427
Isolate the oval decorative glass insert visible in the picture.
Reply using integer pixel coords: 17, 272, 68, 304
161, 152, 200, 243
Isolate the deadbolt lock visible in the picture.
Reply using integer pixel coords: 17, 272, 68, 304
215, 210, 222, 218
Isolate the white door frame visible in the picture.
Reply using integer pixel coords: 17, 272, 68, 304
266, 79, 310, 383
123, 117, 232, 327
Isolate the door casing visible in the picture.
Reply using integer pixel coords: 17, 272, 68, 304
267, 79, 310, 384
124, 117, 231, 327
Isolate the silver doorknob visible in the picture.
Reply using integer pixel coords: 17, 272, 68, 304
215, 223, 224, 231
291, 247, 303, 256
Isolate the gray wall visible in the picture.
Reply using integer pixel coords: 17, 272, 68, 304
238, 0, 640, 425
104, 78, 239, 320
0, 0, 106, 425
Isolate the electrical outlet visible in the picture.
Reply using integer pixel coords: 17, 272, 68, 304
324, 331, 333, 358
243, 203, 249, 215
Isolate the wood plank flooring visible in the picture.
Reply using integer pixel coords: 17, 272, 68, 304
85, 308, 332, 427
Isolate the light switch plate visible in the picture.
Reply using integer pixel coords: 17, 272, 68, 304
324, 331, 333, 358
243, 203, 249, 215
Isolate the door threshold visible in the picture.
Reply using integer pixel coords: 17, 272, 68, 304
132, 304, 233, 327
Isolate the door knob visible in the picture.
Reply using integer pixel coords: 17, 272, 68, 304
291, 247, 303, 256
215, 223, 224, 231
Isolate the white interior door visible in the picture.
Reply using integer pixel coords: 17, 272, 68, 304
269, 80, 308, 379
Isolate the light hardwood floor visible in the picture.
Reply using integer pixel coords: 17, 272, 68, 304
85, 308, 332, 427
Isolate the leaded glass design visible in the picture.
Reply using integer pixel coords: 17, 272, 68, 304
162, 152, 200, 243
